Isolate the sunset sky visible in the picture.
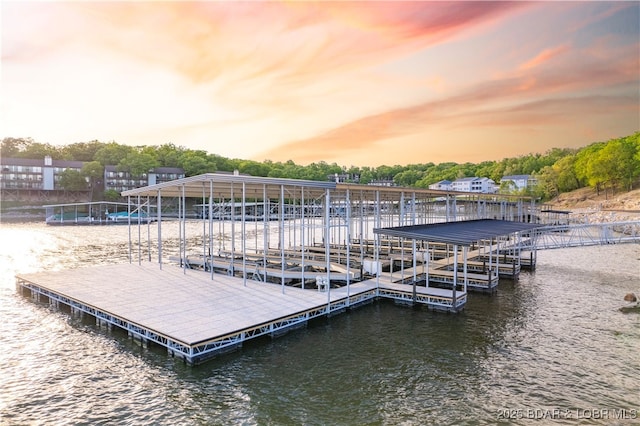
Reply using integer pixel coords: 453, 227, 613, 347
2, 1, 638, 167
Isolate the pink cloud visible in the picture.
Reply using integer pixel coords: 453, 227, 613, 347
5, 2, 526, 85
519, 45, 570, 71
257, 38, 639, 164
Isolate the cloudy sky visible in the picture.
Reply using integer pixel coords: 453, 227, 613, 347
2, 1, 638, 166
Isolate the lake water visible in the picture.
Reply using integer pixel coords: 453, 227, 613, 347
0, 222, 638, 425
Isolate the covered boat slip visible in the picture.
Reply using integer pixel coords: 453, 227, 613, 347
374, 219, 542, 293
120, 174, 539, 299
16, 174, 540, 364
44, 201, 134, 225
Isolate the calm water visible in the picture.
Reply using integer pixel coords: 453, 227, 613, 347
0, 222, 638, 425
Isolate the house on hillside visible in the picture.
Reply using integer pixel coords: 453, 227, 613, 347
500, 174, 538, 192
451, 177, 497, 193
428, 180, 452, 191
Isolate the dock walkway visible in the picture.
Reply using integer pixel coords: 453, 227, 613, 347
16, 263, 462, 365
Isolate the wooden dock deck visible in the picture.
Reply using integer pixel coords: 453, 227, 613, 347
15, 263, 463, 365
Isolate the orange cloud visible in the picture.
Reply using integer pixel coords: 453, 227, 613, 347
3, 2, 637, 166
257, 39, 639, 165
18, 2, 526, 89
518, 45, 570, 71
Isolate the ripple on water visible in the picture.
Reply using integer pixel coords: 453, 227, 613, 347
0, 224, 638, 424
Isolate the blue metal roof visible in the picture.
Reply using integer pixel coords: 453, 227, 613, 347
374, 219, 542, 246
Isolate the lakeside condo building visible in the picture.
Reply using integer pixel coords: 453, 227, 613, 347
1, 155, 184, 202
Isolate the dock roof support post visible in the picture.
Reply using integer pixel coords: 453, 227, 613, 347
181, 184, 186, 274
425, 242, 429, 289
411, 192, 416, 225
202, 183, 206, 272
301, 187, 306, 290
230, 182, 236, 275
452, 244, 458, 307
324, 188, 331, 306
452, 196, 457, 222
138, 194, 141, 265
346, 188, 351, 301
358, 190, 365, 278
262, 184, 268, 283
412, 238, 417, 303
146, 197, 151, 262
157, 189, 162, 269
489, 237, 493, 272
400, 237, 405, 283
242, 181, 247, 286
127, 196, 132, 263
374, 189, 381, 291
280, 184, 285, 293
209, 180, 214, 280
463, 245, 468, 294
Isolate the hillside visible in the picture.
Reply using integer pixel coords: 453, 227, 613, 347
546, 187, 640, 222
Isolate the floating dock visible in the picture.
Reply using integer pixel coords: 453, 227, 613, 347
16, 263, 464, 365
17, 173, 542, 365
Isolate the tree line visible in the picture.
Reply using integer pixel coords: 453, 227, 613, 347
1, 131, 638, 200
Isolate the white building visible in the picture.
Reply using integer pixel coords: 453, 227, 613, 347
451, 177, 497, 193
500, 175, 537, 192
428, 180, 452, 191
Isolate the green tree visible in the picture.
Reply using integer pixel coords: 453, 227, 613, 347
118, 151, 159, 178
599, 135, 640, 191
498, 179, 518, 194
178, 150, 215, 176
95, 142, 134, 166
60, 140, 105, 161
58, 169, 88, 191
82, 161, 104, 200
394, 169, 423, 187
20, 141, 59, 159
575, 142, 606, 194
552, 155, 581, 193
238, 160, 270, 177
534, 166, 559, 200
103, 189, 121, 202
1, 137, 35, 157
148, 143, 182, 167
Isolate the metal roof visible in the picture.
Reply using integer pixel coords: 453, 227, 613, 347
120, 173, 535, 202
121, 173, 337, 199
374, 219, 543, 246
43, 201, 129, 208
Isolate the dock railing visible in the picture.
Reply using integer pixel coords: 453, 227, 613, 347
529, 221, 640, 250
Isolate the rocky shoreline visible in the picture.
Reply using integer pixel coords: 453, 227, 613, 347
544, 186, 640, 224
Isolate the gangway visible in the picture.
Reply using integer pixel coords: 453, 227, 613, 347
529, 221, 640, 250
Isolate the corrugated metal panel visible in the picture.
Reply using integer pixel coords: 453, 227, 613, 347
121, 173, 337, 199
373, 219, 542, 246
